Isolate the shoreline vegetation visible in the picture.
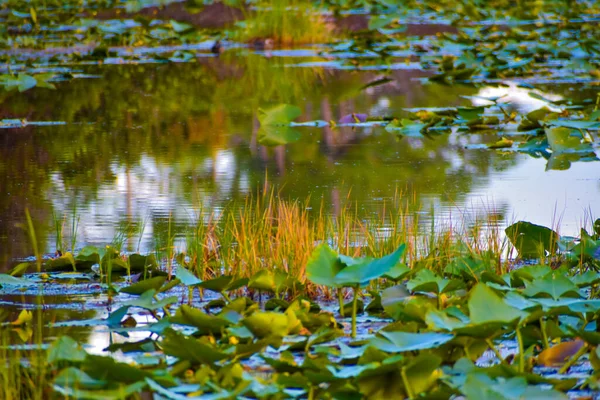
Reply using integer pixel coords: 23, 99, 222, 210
1, 193, 599, 399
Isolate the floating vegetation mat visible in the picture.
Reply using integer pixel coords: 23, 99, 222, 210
1, 217, 600, 398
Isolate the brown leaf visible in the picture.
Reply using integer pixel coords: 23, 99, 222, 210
537, 339, 584, 366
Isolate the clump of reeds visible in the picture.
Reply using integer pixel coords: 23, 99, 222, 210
232, 0, 332, 45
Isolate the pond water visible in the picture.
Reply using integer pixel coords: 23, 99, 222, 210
1, 51, 599, 268
2, 2, 600, 397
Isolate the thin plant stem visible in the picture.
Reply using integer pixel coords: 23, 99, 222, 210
338, 288, 345, 317
516, 326, 525, 373
351, 285, 359, 338
558, 343, 588, 374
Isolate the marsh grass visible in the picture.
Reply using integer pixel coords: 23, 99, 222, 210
232, 0, 332, 45
172, 189, 522, 297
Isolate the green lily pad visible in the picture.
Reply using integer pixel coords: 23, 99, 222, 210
160, 328, 228, 364
170, 305, 231, 335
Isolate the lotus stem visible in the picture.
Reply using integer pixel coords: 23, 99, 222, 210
558, 343, 588, 374
485, 339, 507, 365
516, 326, 525, 373
401, 366, 415, 399
351, 286, 359, 338
338, 288, 345, 317
540, 318, 549, 350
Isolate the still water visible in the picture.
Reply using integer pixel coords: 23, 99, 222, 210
1, 52, 599, 268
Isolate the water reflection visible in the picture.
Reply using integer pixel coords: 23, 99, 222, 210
1, 54, 599, 268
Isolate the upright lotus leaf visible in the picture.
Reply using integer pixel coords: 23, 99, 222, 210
425, 309, 468, 332
511, 264, 553, 285
43, 252, 77, 271
570, 228, 600, 260
355, 356, 407, 399
120, 276, 166, 295
305, 244, 345, 287
407, 268, 464, 294
160, 328, 228, 364
445, 254, 491, 282
383, 263, 411, 280
48, 336, 87, 364
518, 107, 552, 131
469, 284, 526, 325
128, 254, 157, 272
175, 266, 201, 286
546, 126, 593, 153
105, 306, 130, 328
75, 246, 101, 268
522, 272, 582, 300
241, 311, 291, 340
249, 270, 276, 292
257, 104, 302, 146
370, 330, 454, 353
402, 354, 443, 396
382, 285, 436, 322
505, 221, 558, 259
571, 270, 600, 288
198, 275, 248, 295
334, 244, 406, 287
170, 305, 231, 335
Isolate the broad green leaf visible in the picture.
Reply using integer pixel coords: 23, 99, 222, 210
249, 270, 276, 292
545, 127, 593, 153
334, 244, 405, 287
407, 268, 464, 294
258, 104, 301, 126
48, 336, 87, 363
403, 354, 443, 395
170, 305, 231, 335
370, 331, 454, 353
122, 289, 177, 311
0, 274, 36, 286
120, 276, 166, 295
82, 354, 150, 383
128, 254, 157, 271
198, 275, 234, 293
522, 273, 581, 300
468, 284, 526, 325
385, 119, 426, 137
258, 125, 302, 146
175, 266, 201, 286
241, 311, 290, 339
161, 328, 228, 364
505, 221, 558, 259
53, 381, 146, 400
305, 244, 345, 287
53, 367, 107, 390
